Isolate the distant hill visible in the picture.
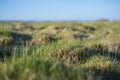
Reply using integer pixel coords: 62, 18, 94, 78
95, 19, 110, 22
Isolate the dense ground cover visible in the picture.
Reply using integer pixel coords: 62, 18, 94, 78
0, 21, 120, 80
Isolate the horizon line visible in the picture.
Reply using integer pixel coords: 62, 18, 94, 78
0, 19, 119, 22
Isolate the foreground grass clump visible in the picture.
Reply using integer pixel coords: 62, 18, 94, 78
0, 21, 120, 80
81, 56, 120, 80
0, 40, 120, 80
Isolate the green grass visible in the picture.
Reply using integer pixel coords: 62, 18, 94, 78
0, 21, 120, 80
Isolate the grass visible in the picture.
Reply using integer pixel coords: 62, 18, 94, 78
0, 21, 120, 80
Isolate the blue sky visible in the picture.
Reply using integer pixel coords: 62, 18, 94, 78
0, 0, 120, 21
